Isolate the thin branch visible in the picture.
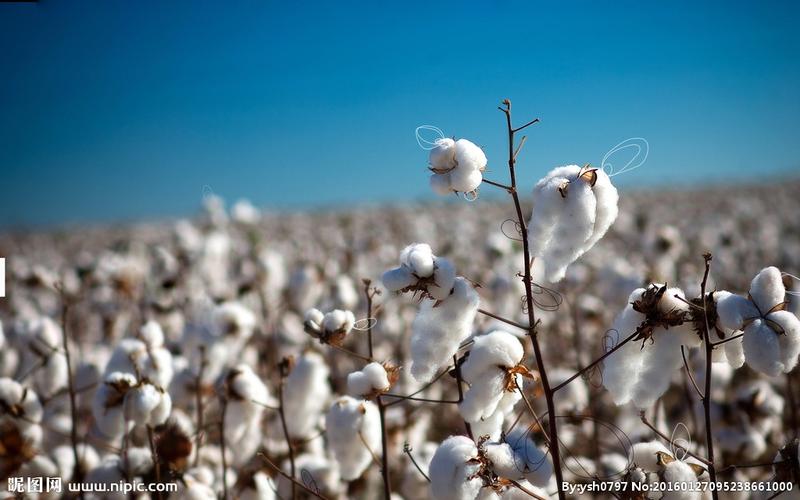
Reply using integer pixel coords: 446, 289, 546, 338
146, 425, 164, 500
711, 333, 743, 347
512, 117, 540, 133
681, 346, 703, 399
477, 308, 529, 331
482, 178, 513, 191
551, 329, 639, 393
57, 287, 85, 497
453, 354, 473, 439
277, 363, 297, 500
403, 443, 431, 482
382, 393, 460, 404
219, 395, 230, 500
698, 253, 720, 500
193, 345, 207, 467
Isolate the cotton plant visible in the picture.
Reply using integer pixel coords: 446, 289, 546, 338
347, 361, 398, 399
410, 277, 480, 382
282, 351, 332, 439
304, 307, 356, 346
104, 320, 174, 388
427, 138, 488, 196
14, 315, 68, 399
382, 242, 457, 301
527, 164, 619, 282
324, 395, 382, 481
458, 330, 530, 436
429, 435, 485, 500
603, 284, 699, 408
716, 266, 800, 376
0, 378, 44, 477
221, 364, 272, 444
484, 428, 553, 487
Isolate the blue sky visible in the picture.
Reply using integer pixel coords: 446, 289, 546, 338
1, 1, 798, 228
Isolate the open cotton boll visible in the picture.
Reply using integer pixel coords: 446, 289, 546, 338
347, 362, 391, 398
454, 139, 487, 173
429, 138, 457, 170
224, 364, 270, 442
486, 429, 553, 487
0, 378, 43, 442
382, 266, 416, 292
92, 371, 137, 439
431, 173, 453, 196
661, 460, 704, 500
123, 382, 172, 427
238, 471, 276, 500
459, 331, 524, 422
325, 396, 382, 481
629, 440, 671, 472
231, 198, 261, 225
321, 309, 356, 337
104, 337, 173, 389
429, 257, 457, 300
213, 301, 257, 343
602, 286, 698, 408
401, 243, 436, 278
450, 167, 483, 194
284, 352, 331, 439
527, 165, 618, 282
304, 308, 325, 331
429, 435, 484, 500
716, 267, 800, 376
411, 277, 480, 383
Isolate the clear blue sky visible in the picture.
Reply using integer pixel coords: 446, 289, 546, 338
1, 0, 798, 228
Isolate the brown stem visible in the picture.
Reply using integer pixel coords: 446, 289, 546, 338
681, 346, 704, 399
57, 288, 85, 497
477, 308, 529, 331
452, 354, 473, 439
147, 425, 164, 500
277, 373, 297, 500
219, 395, 229, 500
698, 254, 719, 500
193, 345, 207, 467
364, 279, 392, 500
551, 328, 639, 393
499, 100, 564, 499
382, 393, 460, 404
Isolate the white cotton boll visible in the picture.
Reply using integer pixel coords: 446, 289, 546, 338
225, 364, 269, 442
430, 138, 457, 170
382, 266, 416, 292
304, 308, 324, 330
411, 277, 480, 383
325, 396, 381, 481
460, 371, 507, 423
602, 287, 697, 408
742, 312, 800, 376
284, 352, 331, 439
138, 320, 165, 348
461, 331, 524, 381
231, 199, 261, 225
321, 309, 356, 336
527, 165, 618, 282
429, 435, 484, 500
92, 372, 137, 439
715, 292, 758, 332
123, 383, 165, 425
280, 454, 343, 499
430, 257, 457, 300
0, 377, 43, 440
499, 481, 549, 500
454, 139, 487, 172
459, 331, 524, 423
629, 440, 671, 472
430, 173, 453, 195
469, 409, 505, 442
749, 267, 785, 313
401, 243, 436, 278
662, 460, 702, 500
497, 429, 553, 487
723, 335, 746, 369
213, 301, 257, 341
347, 362, 391, 398
450, 167, 483, 193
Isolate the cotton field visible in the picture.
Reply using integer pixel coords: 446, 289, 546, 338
2, 108, 800, 500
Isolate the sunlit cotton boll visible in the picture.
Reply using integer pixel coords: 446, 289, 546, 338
0, 377, 44, 444
428, 138, 487, 195
284, 352, 331, 439
527, 165, 619, 282
602, 286, 699, 408
484, 428, 553, 487
459, 330, 524, 423
428, 435, 484, 500
410, 277, 480, 383
325, 396, 382, 481
123, 382, 172, 427
91, 371, 137, 439
223, 364, 271, 442
382, 243, 457, 300
347, 362, 391, 398
716, 266, 800, 376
